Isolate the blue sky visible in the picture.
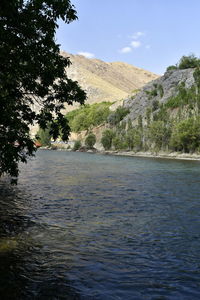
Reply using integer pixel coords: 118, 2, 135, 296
56, 0, 200, 74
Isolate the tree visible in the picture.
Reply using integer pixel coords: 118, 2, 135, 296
0, 0, 86, 182
85, 133, 96, 149
101, 129, 115, 150
148, 120, 169, 150
73, 140, 81, 151
36, 126, 51, 147
107, 106, 129, 126
178, 54, 200, 69
66, 102, 111, 132
170, 117, 200, 153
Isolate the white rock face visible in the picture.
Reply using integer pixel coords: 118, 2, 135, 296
124, 68, 195, 123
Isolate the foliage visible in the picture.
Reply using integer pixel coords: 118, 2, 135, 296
148, 121, 171, 150
146, 107, 152, 125
73, 140, 81, 151
153, 104, 169, 123
193, 67, 200, 91
166, 65, 178, 72
131, 89, 140, 94
138, 115, 143, 129
145, 88, 158, 99
132, 129, 143, 151
104, 54, 200, 154
164, 82, 196, 109
66, 102, 111, 132
109, 126, 143, 152
0, 0, 86, 181
145, 83, 164, 100
152, 100, 159, 112
112, 136, 124, 150
178, 54, 200, 69
125, 129, 135, 150
36, 126, 51, 146
101, 129, 115, 150
170, 117, 200, 152
166, 54, 200, 72
85, 133, 96, 149
107, 106, 130, 126
157, 84, 164, 98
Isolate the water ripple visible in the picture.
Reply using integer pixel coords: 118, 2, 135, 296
1, 150, 200, 299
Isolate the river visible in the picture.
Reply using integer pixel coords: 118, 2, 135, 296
0, 150, 200, 299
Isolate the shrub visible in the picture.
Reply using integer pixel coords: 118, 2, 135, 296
36, 126, 51, 146
85, 133, 96, 149
152, 100, 159, 111
66, 102, 111, 132
107, 106, 130, 125
146, 107, 152, 125
158, 84, 164, 97
148, 121, 170, 150
101, 129, 115, 150
73, 140, 81, 151
166, 65, 177, 72
112, 136, 123, 150
170, 117, 200, 152
145, 88, 158, 99
178, 54, 200, 69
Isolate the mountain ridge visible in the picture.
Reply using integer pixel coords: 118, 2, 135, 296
61, 51, 159, 108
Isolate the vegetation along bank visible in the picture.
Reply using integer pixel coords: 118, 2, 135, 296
36, 55, 200, 160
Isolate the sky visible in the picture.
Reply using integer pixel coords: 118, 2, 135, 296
56, 0, 200, 75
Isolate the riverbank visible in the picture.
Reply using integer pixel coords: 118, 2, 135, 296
102, 150, 200, 161
39, 146, 200, 161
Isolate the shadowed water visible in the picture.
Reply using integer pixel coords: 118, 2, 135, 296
0, 150, 200, 299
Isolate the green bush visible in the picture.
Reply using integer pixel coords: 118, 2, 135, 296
148, 121, 171, 150
125, 128, 135, 150
170, 117, 200, 152
152, 100, 159, 111
164, 82, 196, 109
112, 136, 123, 150
85, 133, 96, 149
36, 126, 51, 146
66, 102, 111, 132
101, 129, 115, 150
166, 54, 200, 72
166, 65, 178, 72
73, 140, 81, 151
107, 106, 130, 125
178, 54, 200, 69
158, 84, 164, 97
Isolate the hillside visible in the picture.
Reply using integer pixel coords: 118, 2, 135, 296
100, 63, 200, 154
61, 51, 159, 108
123, 68, 195, 125
37, 55, 200, 156
66, 56, 200, 155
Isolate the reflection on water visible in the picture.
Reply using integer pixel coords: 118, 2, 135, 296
1, 150, 200, 299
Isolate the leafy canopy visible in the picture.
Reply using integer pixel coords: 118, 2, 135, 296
0, 0, 86, 181
85, 133, 96, 149
101, 129, 115, 150
166, 54, 200, 72
66, 102, 111, 132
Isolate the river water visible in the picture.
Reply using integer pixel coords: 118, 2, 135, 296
0, 150, 200, 299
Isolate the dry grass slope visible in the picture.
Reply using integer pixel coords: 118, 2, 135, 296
61, 51, 159, 110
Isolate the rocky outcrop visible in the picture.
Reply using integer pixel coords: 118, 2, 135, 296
123, 68, 195, 124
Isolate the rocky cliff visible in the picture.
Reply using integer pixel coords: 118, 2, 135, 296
123, 68, 195, 125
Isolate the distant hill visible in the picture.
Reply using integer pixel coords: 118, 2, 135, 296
61, 51, 159, 108
30, 52, 158, 137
